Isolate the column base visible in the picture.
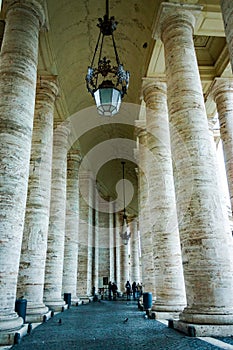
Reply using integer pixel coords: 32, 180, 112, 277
172, 319, 233, 337
44, 299, 66, 312
79, 295, 92, 304
0, 313, 24, 345
26, 307, 51, 323
151, 303, 185, 320
71, 297, 82, 306
151, 311, 181, 320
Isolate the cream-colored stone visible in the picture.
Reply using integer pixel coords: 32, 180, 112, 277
156, 2, 233, 325
142, 79, 186, 316
62, 151, 81, 303
0, 0, 44, 332
221, 0, 233, 74
17, 76, 58, 322
211, 78, 233, 214
130, 219, 140, 284
44, 122, 70, 311
135, 121, 156, 296
77, 171, 93, 297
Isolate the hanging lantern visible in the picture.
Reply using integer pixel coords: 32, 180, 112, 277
119, 161, 131, 245
85, 0, 130, 116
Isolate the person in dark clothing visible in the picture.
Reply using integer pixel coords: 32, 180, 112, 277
108, 281, 112, 300
112, 282, 118, 300
125, 281, 131, 300
132, 281, 137, 300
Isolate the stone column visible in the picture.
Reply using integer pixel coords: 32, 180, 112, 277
142, 79, 186, 318
115, 213, 121, 290
154, 3, 233, 332
93, 200, 99, 291
211, 78, 233, 214
17, 76, 58, 323
221, 1, 233, 74
109, 206, 115, 282
98, 198, 110, 289
120, 230, 129, 292
77, 171, 93, 299
130, 218, 140, 284
0, 0, 45, 335
44, 122, 70, 311
62, 151, 81, 305
135, 121, 156, 296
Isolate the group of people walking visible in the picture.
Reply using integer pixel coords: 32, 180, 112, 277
107, 280, 143, 301
125, 281, 142, 300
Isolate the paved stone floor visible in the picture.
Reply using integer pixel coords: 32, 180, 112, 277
9, 300, 233, 350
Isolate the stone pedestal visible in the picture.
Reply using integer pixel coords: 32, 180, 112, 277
44, 122, 70, 311
154, 2, 233, 331
62, 151, 81, 305
142, 79, 186, 318
0, 0, 44, 336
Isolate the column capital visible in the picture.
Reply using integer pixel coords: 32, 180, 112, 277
208, 77, 233, 102
3, 0, 45, 28
153, 2, 202, 40
141, 77, 167, 101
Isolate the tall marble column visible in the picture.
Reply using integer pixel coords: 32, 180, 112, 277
120, 220, 129, 293
44, 122, 70, 311
62, 151, 81, 304
135, 121, 156, 296
0, 0, 45, 335
221, 1, 233, 74
109, 205, 115, 282
142, 79, 186, 318
98, 198, 110, 289
17, 76, 58, 322
93, 199, 99, 291
115, 213, 121, 290
154, 3, 233, 332
77, 171, 93, 299
211, 78, 233, 213
130, 218, 140, 284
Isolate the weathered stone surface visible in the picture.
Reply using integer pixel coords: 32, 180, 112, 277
44, 122, 70, 311
221, 0, 233, 74
135, 121, 156, 296
155, 2, 233, 325
17, 76, 58, 322
77, 171, 93, 297
62, 152, 81, 303
211, 78, 233, 214
142, 79, 186, 316
0, 0, 44, 332
130, 218, 140, 284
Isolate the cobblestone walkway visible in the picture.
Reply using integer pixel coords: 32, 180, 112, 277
11, 300, 228, 350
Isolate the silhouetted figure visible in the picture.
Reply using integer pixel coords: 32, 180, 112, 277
125, 281, 131, 300
132, 281, 137, 300
112, 282, 118, 300
108, 281, 112, 300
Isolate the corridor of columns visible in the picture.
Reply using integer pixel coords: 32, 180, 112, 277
1, 0, 233, 347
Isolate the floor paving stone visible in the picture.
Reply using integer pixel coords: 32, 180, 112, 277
11, 300, 226, 349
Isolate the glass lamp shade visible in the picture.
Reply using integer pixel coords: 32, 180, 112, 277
120, 216, 131, 245
94, 87, 121, 116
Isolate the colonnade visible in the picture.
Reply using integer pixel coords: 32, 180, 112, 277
1, 0, 233, 344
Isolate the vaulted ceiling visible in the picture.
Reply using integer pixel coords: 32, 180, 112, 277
2, 0, 231, 218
